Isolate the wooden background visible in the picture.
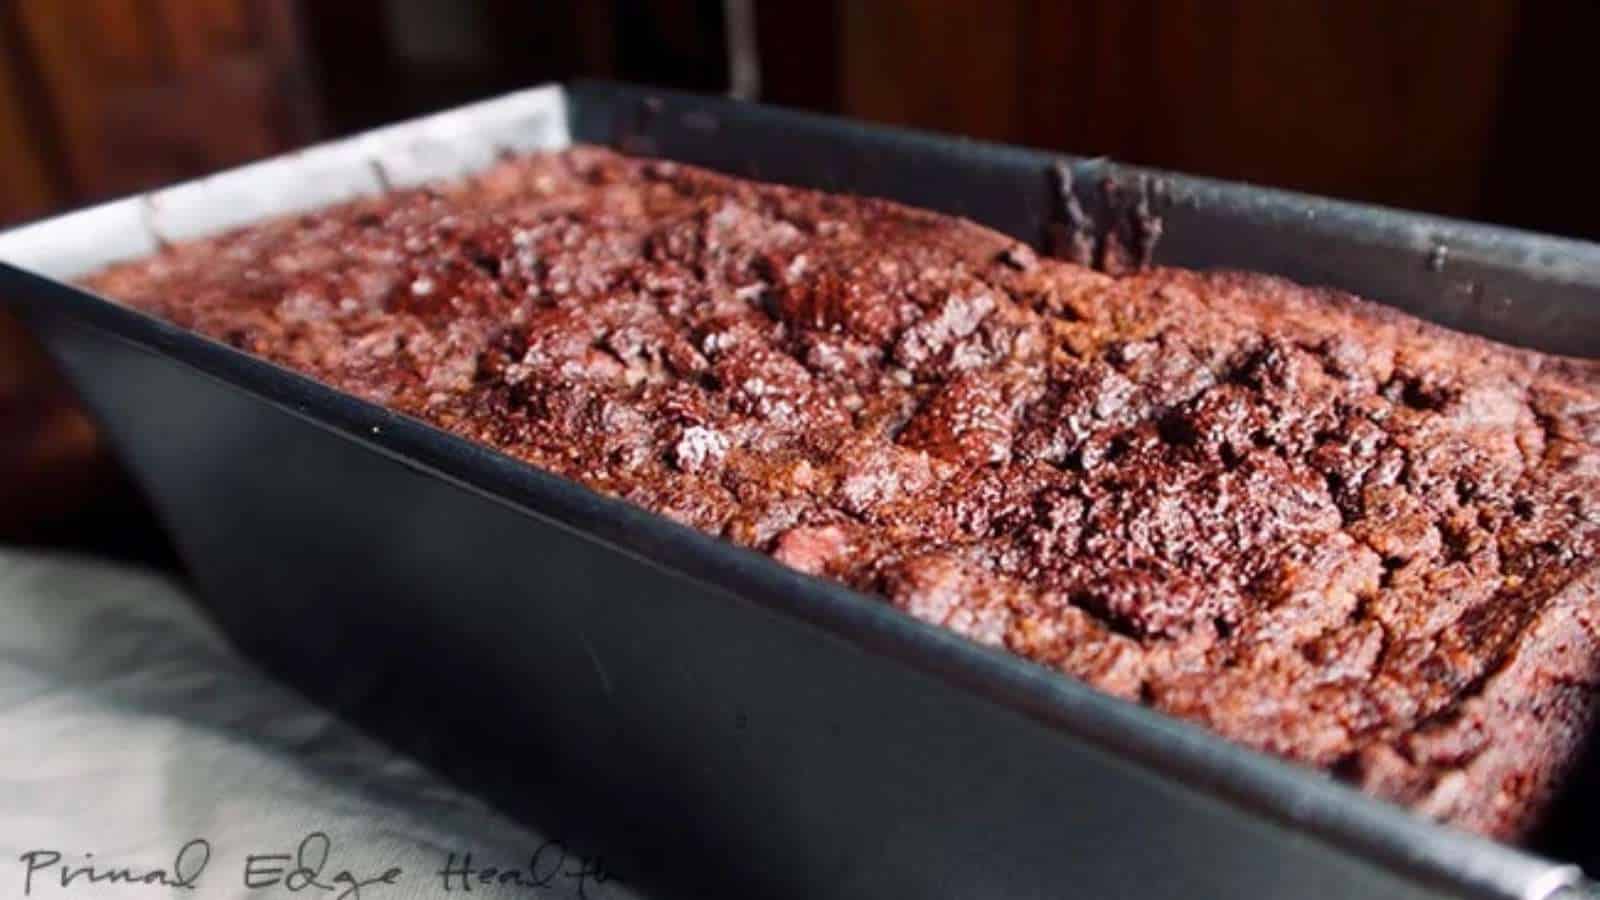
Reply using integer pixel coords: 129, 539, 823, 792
0, 0, 318, 551
757, 0, 1599, 237
3, 1, 1597, 233
1, 0, 1595, 551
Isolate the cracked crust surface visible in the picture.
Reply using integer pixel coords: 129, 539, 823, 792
83, 146, 1600, 840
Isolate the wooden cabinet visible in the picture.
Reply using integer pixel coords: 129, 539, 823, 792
770, 1, 1521, 221
0, 1, 314, 548
759, 0, 1594, 239
0, 0, 316, 225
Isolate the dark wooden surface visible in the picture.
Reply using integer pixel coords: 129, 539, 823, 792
2, 1, 1592, 233
0, 0, 314, 549
0, 39, 57, 222
758, 0, 1592, 236
1022, 1, 1518, 219
0, 0, 317, 223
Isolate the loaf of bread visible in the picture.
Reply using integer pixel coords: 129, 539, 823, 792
84, 146, 1600, 840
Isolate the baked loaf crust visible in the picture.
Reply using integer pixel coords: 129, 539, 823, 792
85, 146, 1600, 840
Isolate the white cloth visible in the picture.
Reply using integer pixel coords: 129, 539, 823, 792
0, 548, 645, 899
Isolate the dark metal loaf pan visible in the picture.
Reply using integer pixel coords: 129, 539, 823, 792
3, 82, 1598, 900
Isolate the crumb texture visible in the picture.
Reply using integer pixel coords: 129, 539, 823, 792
85, 146, 1600, 840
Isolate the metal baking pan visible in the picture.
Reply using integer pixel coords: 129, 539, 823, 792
3, 82, 1598, 900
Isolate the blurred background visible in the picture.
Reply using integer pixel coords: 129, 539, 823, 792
1, 0, 1595, 557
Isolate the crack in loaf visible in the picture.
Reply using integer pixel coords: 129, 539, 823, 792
82, 145, 1600, 841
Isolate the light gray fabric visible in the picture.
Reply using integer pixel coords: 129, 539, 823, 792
0, 547, 643, 899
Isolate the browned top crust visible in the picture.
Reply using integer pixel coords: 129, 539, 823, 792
84, 146, 1600, 840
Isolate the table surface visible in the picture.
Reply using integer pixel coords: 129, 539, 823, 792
0, 546, 651, 900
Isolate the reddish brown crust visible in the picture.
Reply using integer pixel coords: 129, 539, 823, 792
83, 146, 1600, 840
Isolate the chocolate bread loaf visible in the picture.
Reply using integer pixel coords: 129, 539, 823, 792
84, 146, 1600, 840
